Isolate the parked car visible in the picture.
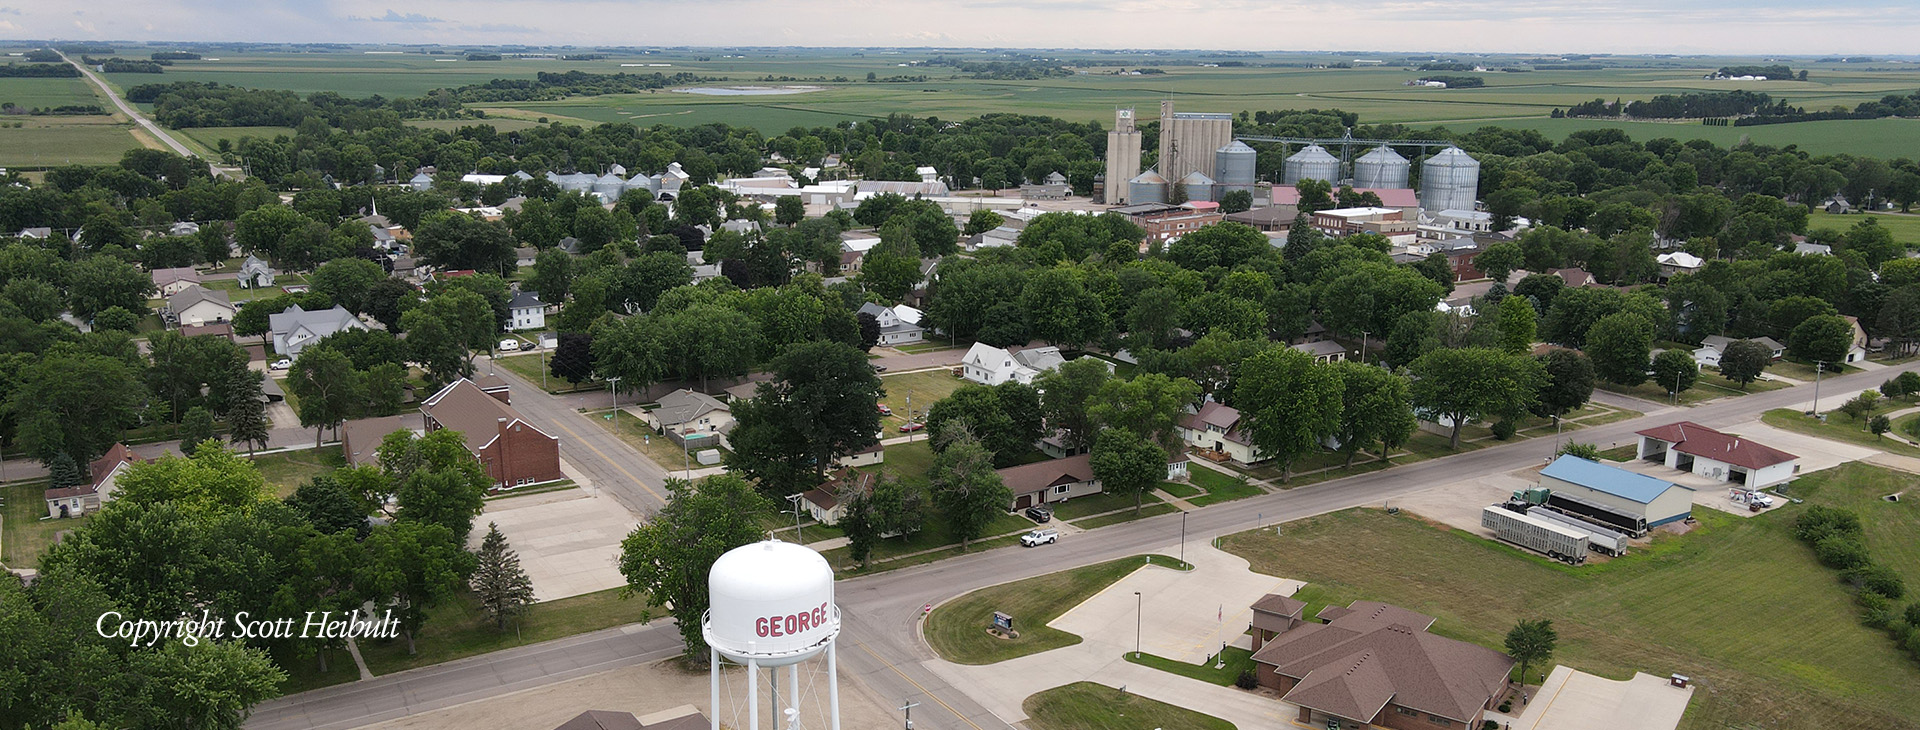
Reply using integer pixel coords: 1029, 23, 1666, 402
899, 422, 926, 433
873, 364, 888, 372
877, 403, 893, 416
498, 339, 520, 352
1020, 529, 1059, 547
270, 358, 292, 371
1025, 505, 1052, 523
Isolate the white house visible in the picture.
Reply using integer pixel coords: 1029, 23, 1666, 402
1176, 401, 1267, 465
151, 267, 201, 296
856, 302, 923, 346
1635, 421, 1800, 489
44, 444, 138, 519
966, 225, 1021, 252
167, 284, 237, 327
644, 389, 734, 441
270, 304, 368, 357
509, 290, 546, 330
916, 166, 940, 184
238, 254, 275, 288
1694, 335, 1785, 367
961, 343, 1065, 385
835, 442, 885, 469
1656, 251, 1706, 279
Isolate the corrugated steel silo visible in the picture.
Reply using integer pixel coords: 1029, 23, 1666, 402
1353, 146, 1411, 189
1214, 140, 1257, 195
1128, 169, 1169, 205
1179, 170, 1217, 202
1282, 144, 1340, 185
1419, 147, 1481, 212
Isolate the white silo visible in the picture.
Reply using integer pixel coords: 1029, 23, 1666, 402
1127, 169, 1169, 205
1282, 145, 1340, 186
1353, 147, 1411, 189
1213, 140, 1257, 196
1420, 147, 1481, 213
593, 172, 627, 199
705, 540, 842, 730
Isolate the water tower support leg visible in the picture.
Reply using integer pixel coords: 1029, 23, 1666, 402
828, 642, 842, 730
748, 658, 760, 730
710, 648, 720, 730
787, 664, 800, 729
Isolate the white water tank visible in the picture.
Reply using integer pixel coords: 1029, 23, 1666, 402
704, 540, 840, 667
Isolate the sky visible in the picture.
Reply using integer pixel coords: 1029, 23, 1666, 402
5, 0, 1919, 56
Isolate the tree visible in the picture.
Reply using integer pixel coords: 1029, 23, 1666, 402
527, 248, 574, 303
1329, 362, 1416, 465
963, 209, 1005, 237
390, 429, 492, 544
1505, 618, 1558, 686
857, 249, 921, 302
1090, 430, 1166, 514
66, 255, 154, 319
1533, 349, 1595, 418
1232, 348, 1342, 481
619, 475, 767, 662
1218, 189, 1254, 214
178, 406, 216, 456
114, 445, 271, 518
1021, 266, 1109, 349
287, 346, 363, 447
1586, 312, 1654, 386
286, 474, 373, 535
1409, 348, 1546, 449
1718, 339, 1771, 389
224, 370, 271, 455
1788, 314, 1854, 365
12, 352, 146, 465
1384, 310, 1440, 370
724, 341, 883, 491
925, 384, 1043, 467
311, 258, 386, 314
3, 277, 64, 322
1087, 372, 1202, 455
1651, 349, 1699, 397
471, 522, 536, 630
775, 196, 806, 227
413, 211, 518, 274
856, 311, 881, 351
1871, 414, 1892, 437
1476, 241, 1525, 283
1497, 294, 1537, 355
1036, 357, 1113, 453
928, 430, 1011, 551
363, 520, 474, 655
48, 451, 83, 489
550, 332, 596, 384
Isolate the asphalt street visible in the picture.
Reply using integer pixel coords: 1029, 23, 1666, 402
63, 52, 200, 159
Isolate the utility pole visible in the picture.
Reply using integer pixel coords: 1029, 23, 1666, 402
1180, 512, 1187, 565
898, 699, 919, 730
1133, 591, 1143, 658
605, 376, 621, 410
1811, 361, 1824, 416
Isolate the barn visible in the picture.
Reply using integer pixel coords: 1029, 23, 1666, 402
1538, 455, 1693, 537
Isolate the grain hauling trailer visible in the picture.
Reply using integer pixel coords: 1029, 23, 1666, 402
1482, 505, 1588, 565
1525, 505, 1630, 556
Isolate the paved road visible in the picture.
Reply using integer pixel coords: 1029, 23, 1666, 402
478, 358, 672, 516
62, 52, 198, 159
249, 359, 1920, 730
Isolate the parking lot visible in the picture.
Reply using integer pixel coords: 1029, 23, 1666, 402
472, 485, 638, 602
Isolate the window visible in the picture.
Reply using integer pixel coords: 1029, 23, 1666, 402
1426, 714, 1452, 726
1395, 707, 1419, 717
1053, 484, 1072, 495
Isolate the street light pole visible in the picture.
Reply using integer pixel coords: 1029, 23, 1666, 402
1811, 361, 1825, 416
605, 376, 621, 409
1180, 512, 1187, 565
1133, 591, 1142, 658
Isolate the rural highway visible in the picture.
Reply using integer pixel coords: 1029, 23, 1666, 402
248, 358, 1920, 730
60, 51, 199, 159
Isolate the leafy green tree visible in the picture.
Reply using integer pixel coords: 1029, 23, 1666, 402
311, 258, 387, 314
4, 277, 64, 322
724, 341, 883, 491
115, 444, 271, 518
1020, 266, 1108, 349
1533, 349, 1595, 418
1788, 314, 1855, 365
1087, 372, 1202, 454
66, 255, 154, 319
1476, 241, 1525, 283
178, 406, 216, 456
12, 352, 146, 465
551, 332, 596, 384
1217, 189, 1254, 214
1036, 357, 1113, 453
527, 248, 574, 303
929, 429, 1011, 551
1497, 294, 1537, 355
926, 383, 1044, 467
775, 195, 807, 227
389, 429, 492, 544
1540, 287, 1624, 348
963, 209, 1005, 237
414, 211, 518, 274
363, 520, 474, 655
113, 639, 286, 730
1233, 348, 1342, 481
224, 370, 271, 455
1384, 310, 1440, 370
1090, 430, 1167, 514
472, 522, 536, 630
1505, 618, 1558, 686
286, 474, 372, 535
1329, 362, 1416, 465
363, 361, 407, 416
1586, 312, 1654, 386
1871, 413, 1892, 437
287, 346, 364, 447
1409, 348, 1546, 449
234, 203, 311, 258
839, 486, 880, 569
619, 475, 767, 662
857, 248, 921, 302
1651, 349, 1699, 396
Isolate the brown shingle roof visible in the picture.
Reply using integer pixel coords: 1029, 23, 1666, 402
1253, 601, 1511, 723
342, 415, 411, 467
1252, 593, 1306, 618
1179, 401, 1252, 446
994, 453, 1095, 497
1634, 421, 1797, 471
421, 379, 552, 452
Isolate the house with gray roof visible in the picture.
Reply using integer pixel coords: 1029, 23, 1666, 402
509, 290, 546, 330
643, 389, 733, 444
151, 266, 202, 296
238, 254, 274, 288
17, 227, 51, 239
270, 304, 368, 357
167, 284, 236, 327
856, 302, 924, 346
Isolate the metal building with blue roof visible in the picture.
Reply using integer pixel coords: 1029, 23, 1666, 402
1539, 455, 1693, 536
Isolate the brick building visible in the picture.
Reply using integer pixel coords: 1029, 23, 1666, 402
420, 378, 563, 488
1111, 202, 1225, 245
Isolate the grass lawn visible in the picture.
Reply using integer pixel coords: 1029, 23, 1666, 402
251, 448, 346, 498
1123, 646, 1257, 686
1767, 358, 1860, 381
589, 409, 724, 472
0, 116, 142, 167
877, 369, 966, 428
1158, 480, 1201, 499
1786, 463, 1920, 590
894, 340, 968, 354
1761, 408, 1920, 458
1071, 503, 1179, 529
1596, 444, 1637, 462
1699, 370, 1789, 394
1219, 496, 1920, 730
1186, 467, 1264, 506
1049, 490, 1164, 521
926, 554, 1190, 665
1596, 379, 1722, 406
494, 352, 599, 393
1023, 682, 1236, 730
358, 586, 659, 677
0, 480, 73, 569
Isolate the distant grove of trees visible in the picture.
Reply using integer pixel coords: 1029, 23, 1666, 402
1716, 64, 1799, 80
0, 63, 80, 78
1559, 89, 1920, 126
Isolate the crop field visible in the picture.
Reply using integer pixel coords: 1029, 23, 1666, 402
0, 116, 143, 167
0, 76, 105, 109
1218, 465, 1920, 730
1808, 210, 1920, 244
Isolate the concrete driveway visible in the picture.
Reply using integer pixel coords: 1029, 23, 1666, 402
922, 542, 1299, 727
1500, 665, 1692, 730
474, 486, 639, 602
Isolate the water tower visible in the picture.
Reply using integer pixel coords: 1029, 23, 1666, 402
705, 540, 842, 730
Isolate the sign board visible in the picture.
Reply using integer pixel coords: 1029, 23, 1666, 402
992, 611, 1013, 631
1326, 721, 1340, 730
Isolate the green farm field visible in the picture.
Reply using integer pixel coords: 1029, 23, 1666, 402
0, 116, 143, 167
0, 76, 106, 109
1808, 209, 1920, 245
1219, 464, 1920, 730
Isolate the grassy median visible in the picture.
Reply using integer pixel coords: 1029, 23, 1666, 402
1023, 682, 1236, 730
926, 554, 1189, 665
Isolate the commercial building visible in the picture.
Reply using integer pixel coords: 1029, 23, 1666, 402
1110, 202, 1225, 245
998, 453, 1102, 510
1248, 593, 1306, 651
421, 378, 563, 488
1249, 599, 1515, 730
1310, 207, 1419, 245
1538, 455, 1693, 536
1635, 422, 1799, 488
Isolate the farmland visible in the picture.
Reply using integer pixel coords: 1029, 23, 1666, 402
1218, 464, 1920, 730
0, 116, 144, 166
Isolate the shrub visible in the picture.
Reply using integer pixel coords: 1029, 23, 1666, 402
1483, 721, 1500, 730
1814, 534, 1872, 570
1846, 564, 1908, 600
1794, 505, 1863, 544
1234, 669, 1259, 690
1492, 420, 1517, 440
1858, 591, 1894, 627
1906, 602, 1920, 627
1555, 442, 1601, 460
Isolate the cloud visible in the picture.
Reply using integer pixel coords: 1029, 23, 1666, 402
0, 7, 21, 15
0, 19, 15, 30
462, 22, 540, 33
72, 19, 96, 33
354, 9, 446, 23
